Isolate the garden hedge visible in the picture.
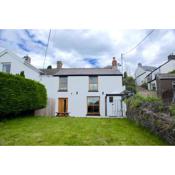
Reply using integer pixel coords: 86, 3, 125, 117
0, 72, 47, 117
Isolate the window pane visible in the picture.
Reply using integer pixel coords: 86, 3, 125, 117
109, 97, 113, 103
89, 84, 98, 91
90, 76, 97, 84
87, 97, 99, 114
59, 77, 68, 90
2, 63, 11, 73
89, 76, 98, 91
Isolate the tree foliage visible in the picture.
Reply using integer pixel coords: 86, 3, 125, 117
47, 65, 52, 69
123, 71, 136, 93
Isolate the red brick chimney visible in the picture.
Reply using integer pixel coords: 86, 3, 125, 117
112, 57, 117, 69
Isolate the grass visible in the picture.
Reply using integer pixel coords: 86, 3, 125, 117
0, 116, 167, 145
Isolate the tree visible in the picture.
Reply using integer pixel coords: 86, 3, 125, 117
123, 72, 136, 93
47, 65, 52, 69
124, 71, 127, 79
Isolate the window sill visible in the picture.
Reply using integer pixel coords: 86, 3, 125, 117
58, 90, 68, 92
86, 113, 100, 116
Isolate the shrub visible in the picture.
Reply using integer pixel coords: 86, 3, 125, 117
169, 103, 175, 117
20, 71, 25, 77
123, 73, 136, 94
0, 72, 47, 117
125, 93, 163, 108
141, 82, 147, 89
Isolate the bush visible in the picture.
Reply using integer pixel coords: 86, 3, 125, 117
123, 72, 136, 94
0, 72, 47, 117
141, 82, 147, 89
125, 93, 163, 110
169, 104, 175, 117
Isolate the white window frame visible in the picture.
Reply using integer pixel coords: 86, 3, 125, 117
59, 76, 68, 91
2, 62, 11, 73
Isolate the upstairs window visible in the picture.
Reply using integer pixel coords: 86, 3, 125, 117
89, 76, 98, 91
2, 63, 11, 73
59, 76, 68, 91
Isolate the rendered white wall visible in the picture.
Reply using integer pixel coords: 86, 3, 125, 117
40, 75, 125, 117
135, 66, 147, 86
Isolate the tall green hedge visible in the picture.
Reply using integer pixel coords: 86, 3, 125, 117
0, 72, 47, 116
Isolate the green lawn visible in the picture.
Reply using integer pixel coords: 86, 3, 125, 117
0, 116, 167, 145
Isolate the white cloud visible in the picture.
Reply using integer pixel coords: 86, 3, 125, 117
0, 29, 175, 76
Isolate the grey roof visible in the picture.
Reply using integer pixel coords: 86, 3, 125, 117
40, 68, 60, 75
54, 68, 122, 76
156, 73, 175, 80
142, 66, 157, 72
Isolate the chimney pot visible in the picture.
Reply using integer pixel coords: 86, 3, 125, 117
138, 63, 142, 67
112, 57, 117, 69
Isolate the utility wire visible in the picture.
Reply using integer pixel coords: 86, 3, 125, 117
123, 29, 155, 55
43, 29, 51, 69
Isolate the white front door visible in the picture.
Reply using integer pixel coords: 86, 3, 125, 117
107, 96, 122, 117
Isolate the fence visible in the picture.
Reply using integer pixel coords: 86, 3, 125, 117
35, 98, 55, 116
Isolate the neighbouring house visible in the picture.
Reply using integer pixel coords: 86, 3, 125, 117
0, 49, 42, 81
135, 63, 156, 86
0, 48, 126, 117
156, 73, 175, 104
146, 54, 175, 91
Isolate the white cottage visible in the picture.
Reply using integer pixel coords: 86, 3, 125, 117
146, 54, 175, 90
40, 57, 126, 117
135, 63, 156, 86
0, 48, 126, 117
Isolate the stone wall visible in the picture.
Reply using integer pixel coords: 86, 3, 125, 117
127, 105, 175, 145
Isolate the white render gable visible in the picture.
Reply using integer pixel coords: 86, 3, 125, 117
135, 63, 156, 86
0, 49, 41, 81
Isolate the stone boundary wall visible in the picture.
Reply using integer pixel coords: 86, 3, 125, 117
127, 106, 175, 145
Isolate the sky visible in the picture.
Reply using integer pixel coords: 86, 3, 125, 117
0, 29, 175, 76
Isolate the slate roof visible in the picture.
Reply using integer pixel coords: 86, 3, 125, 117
156, 73, 175, 80
40, 68, 60, 75
53, 68, 122, 76
142, 66, 157, 72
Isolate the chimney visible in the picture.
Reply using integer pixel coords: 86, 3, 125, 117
23, 55, 31, 64
112, 57, 117, 69
168, 54, 175, 61
138, 63, 142, 67
57, 61, 63, 69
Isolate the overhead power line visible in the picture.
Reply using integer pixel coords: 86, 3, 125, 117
43, 29, 51, 69
123, 29, 155, 55
121, 29, 155, 74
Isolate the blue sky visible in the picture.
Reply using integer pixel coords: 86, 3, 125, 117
0, 29, 175, 75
